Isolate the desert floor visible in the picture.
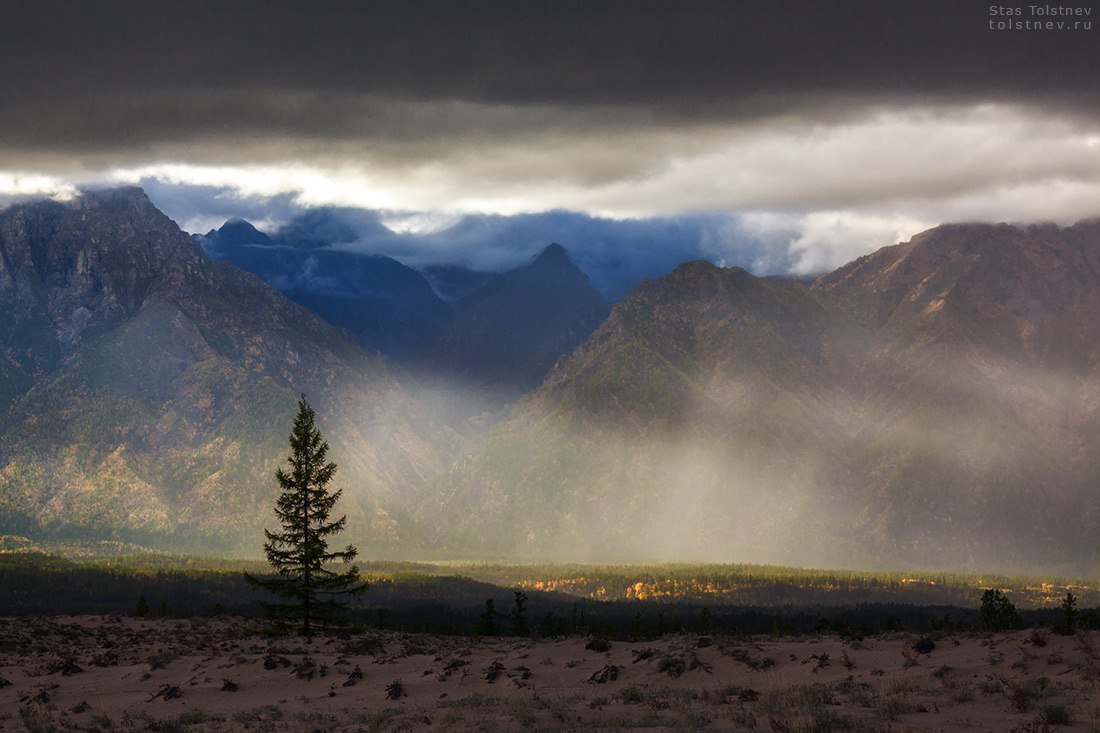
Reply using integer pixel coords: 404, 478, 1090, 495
1, 616, 1099, 732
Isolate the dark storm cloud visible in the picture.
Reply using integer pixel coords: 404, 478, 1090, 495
4, 0, 1098, 270
1, 0, 1096, 152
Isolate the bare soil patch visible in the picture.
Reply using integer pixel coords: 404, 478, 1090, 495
2, 616, 1099, 731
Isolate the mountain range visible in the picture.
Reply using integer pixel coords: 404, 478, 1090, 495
0, 189, 464, 554
197, 215, 610, 409
195, 214, 450, 355
419, 221, 1100, 572
2, 189, 1099, 574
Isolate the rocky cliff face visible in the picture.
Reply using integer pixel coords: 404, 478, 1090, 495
0, 189, 465, 553
0, 189, 208, 407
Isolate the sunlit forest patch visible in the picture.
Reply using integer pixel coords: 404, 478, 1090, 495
3, 548, 1098, 637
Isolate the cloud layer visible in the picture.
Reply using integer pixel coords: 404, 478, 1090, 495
1, 1, 1098, 275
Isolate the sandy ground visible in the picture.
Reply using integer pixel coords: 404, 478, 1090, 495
1, 616, 1099, 732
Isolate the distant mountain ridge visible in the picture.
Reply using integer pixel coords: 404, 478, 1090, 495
421, 220, 1100, 574
197, 217, 610, 407
403, 243, 611, 407
196, 214, 450, 354
4, 189, 1100, 574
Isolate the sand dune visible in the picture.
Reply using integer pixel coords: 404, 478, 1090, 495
2, 616, 1098, 731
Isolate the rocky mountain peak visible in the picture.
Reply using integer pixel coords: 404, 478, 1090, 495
403, 242, 610, 404
211, 217, 274, 247
814, 221, 1100, 367
70, 186, 154, 212
531, 242, 569, 265
514, 242, 589, 283
0, 188, 217, 356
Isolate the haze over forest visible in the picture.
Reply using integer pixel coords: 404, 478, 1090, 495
1, 2, 1099, 575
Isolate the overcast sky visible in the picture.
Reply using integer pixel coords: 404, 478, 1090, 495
2, 0, 1098, 279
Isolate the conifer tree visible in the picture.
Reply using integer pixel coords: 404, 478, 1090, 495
510, 590, 529, 637
979, 588, 1022, 631
247, 395, 366, 634
477, 598, 498, 636
1061, 591, 1078, 632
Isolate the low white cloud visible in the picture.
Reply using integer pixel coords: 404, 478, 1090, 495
2, 100, 1098, 276
379, 211, 464, 235
740, 211, 935, 275
0, 172, 78, 203
102, 163, 399, 210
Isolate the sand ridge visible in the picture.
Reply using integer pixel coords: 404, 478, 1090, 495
2, 616, 1099, 731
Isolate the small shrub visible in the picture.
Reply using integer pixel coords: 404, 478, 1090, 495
587, 664, 620, 684
1028, 630, 1048, 648
979, 677, 1005, 695
952, 685, 975, 703
1006, 683, 1034, 713
724, 647, 774, 670
19, 704, 57, 733
912, 637, 936, 655
813, 709, 859, 731
585, 637, 610, 653
887, 678, 917, 695
877, 695, 914, 721
657, 655, 686, 678
177, 710, 206, 725
1040, 704, 1072, 725
385, 679, 406, 700
932, 664, 954, 679
1078, 630, 1095, 656
729, 708, 757, 729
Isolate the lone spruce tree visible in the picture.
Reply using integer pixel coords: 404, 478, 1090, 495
248, 395, 366, 634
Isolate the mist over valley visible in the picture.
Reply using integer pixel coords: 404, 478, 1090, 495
2, 189, 1098, 577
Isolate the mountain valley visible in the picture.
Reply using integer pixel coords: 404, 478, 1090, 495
2, 189, 1099, 574
421, 222, 1100, 572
